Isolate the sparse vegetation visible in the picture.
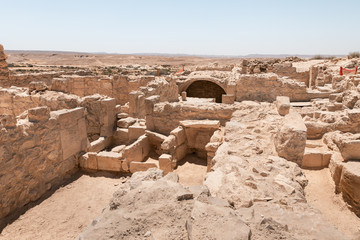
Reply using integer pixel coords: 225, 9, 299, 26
312, 55, 336, 60
348, 52, 360, 59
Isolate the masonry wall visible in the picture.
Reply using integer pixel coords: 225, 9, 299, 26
0, 88, 116, 141
235, 74, 309, 102
51, 75, 156, 105
0, 107, 88, 219
0, 44, 9, 84
146, 101, 236, 135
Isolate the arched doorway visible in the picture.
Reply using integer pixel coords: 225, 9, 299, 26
185, 80, 226, 103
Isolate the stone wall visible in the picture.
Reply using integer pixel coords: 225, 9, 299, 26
235, 74, 309, 102
4, 72, 63, 88
0, 88, 116, 140
0, 107, 88, 218
51, 75, 157, 105
0, 44, 9, 84
146, 101, 236, 135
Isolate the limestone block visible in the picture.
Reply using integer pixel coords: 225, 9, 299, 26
180, 120, 220, 129
100, 98, 116, 137
97, 151, 122, 172
301, 149, 332, 169
175, 143, 188, 161
275, 112, 307, 166
123, 135, 150, 163
28, 106, 50, 122
170, 126, 186, 146
205, 142, 222, 152
113, 128, 129, 145
51, 78, 69, 92
159, 154, 173, 174
222, 94, 235, 104
111, 145, 126, 153
144, 95, 160, 114
117, 113, 128, 119
122, 160, 129, 172
52, 107, 88, 160
145, 130, 167, 145
117, 117, 136, 128
276, 96, 290, 116
161, 135, 176, 151
305, 121, 329, 140
347, 109, 360, 123
129, 162, 158, 173
340, 162, 360, 216
87, 137, 112, 153
128, 124, 146, 142
29, 81, 48, 92
340, 140, 360, 160
329, 152, 344, 193
79, 152, 98, 170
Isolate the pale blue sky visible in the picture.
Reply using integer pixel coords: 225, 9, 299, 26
1, 0, 359, 55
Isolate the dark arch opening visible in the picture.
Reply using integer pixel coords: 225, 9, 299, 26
185, 80, 226, 103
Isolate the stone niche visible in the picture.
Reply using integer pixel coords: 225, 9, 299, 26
157, 119, 222, 174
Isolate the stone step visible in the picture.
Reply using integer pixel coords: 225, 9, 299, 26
302, 148, 332, 170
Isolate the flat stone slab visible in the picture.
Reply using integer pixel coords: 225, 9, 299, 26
180, 120, 220, 129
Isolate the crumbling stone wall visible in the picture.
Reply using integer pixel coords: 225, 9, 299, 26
0, 44, 9, 85
0, 107, 88, 218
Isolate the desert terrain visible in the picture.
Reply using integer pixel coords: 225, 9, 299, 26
1, 45, 360, 240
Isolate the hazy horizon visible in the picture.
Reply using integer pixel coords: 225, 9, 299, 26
1, 0, 359, 56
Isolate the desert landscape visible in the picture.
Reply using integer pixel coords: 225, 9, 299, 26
0, 43, 360, 240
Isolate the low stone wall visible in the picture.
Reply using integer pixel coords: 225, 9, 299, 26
0, 107, 88, 218
5, 72, 63, 88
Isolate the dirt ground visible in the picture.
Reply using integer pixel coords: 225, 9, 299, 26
304, 169, 360, 239
0, 172, 123, 240
174, 154, 208, 186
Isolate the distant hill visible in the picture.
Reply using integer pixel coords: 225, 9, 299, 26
5, 50, 346, 59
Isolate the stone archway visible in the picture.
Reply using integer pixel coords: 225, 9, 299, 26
184, 80, 226, 103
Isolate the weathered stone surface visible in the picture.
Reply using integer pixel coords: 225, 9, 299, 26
117, 117, 136, 128
28, 106, 50, 122
301, 148, 332, 169
96, 151, 123, 172
52, 107, 88, 160
276, 96, 290, 116
340, 162, 360, 216
159, 154, 173, 174
129, 162, 157, 173
29, 81, 48, 92
275, 112, 307, 165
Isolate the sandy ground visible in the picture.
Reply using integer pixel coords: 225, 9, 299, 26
0, 173, 122, 240
304, 169, 360, 239
174, 154, 207, 186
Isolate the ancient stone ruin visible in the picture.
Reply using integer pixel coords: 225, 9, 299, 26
1, 44, 360, 239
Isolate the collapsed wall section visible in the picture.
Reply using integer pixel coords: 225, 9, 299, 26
0, 107, 88, 219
